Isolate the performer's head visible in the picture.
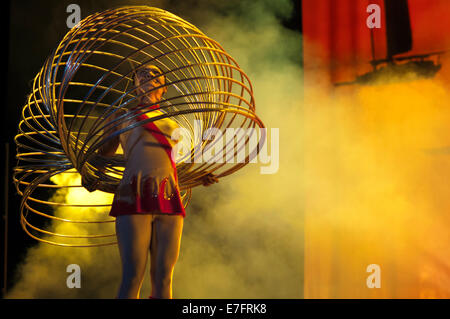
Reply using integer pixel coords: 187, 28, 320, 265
133, 64, 168, 104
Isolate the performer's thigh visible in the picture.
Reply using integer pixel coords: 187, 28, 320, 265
116, 214, 153, 272
150, 214, 184, 274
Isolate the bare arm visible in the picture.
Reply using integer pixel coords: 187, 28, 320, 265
98, 133, 120, 157
82, 110, 123, 192
98, 110, 124, 157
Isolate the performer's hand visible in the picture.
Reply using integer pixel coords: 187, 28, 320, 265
82, 177, 98, 192
201, 173, 219, 186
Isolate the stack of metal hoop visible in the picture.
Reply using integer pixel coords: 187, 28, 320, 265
13, 6, 265, 247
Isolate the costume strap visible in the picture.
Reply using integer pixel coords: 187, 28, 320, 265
131, 104, 178, 182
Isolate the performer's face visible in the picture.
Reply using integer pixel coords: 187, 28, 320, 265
134, 66, 167, 103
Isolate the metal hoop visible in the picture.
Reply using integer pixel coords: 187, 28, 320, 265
14, 6, 265, 247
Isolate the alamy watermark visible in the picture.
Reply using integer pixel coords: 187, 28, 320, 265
66, 4, 81, 29
66, 264, 81, 288
170, 120, 279, 174
366, 4, 381, 29
366, 264, 381, 288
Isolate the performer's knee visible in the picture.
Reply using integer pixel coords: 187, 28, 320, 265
154, 266, 173, 287
122, 263, 146, 283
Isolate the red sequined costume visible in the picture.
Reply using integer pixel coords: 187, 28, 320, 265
109, 105, 185, 217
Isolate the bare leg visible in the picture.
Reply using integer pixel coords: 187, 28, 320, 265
115, 214, 152, 299
150, 214, 184, 299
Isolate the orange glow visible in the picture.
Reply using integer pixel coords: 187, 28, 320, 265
303, 0, 450, 298
304, 76, 450, 299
